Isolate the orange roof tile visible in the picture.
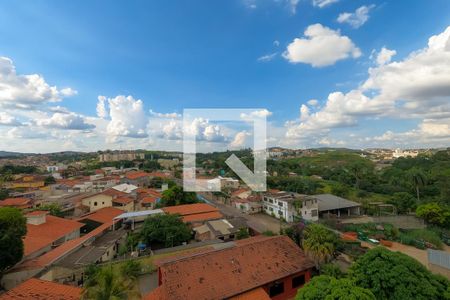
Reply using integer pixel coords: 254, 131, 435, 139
141, 196, 158, 204
147, 171, 171, 178
148, 235, 314, 300
24, 215, 84, 257
102, 188, 127, 197
0, 198, 31, 208
182, 211, 223, 223
0, 278, 81, 300
112, 197, 133, 205
125, 171, 150, 180
232, 188, 250, 196
78, 207, 123, 224
162, 203, 218, 216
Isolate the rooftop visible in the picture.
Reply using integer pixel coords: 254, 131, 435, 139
146, 235, 314, 300
112, 197, 133, 205
162, 203, 218, 216
0, 278, 81, 300
125, 171, 150, 180
313, 194, 361, 211
0, 198, 31, 208
24, 215, 84, 257
111, 183, 138, 194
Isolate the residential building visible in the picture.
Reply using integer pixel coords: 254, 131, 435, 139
193, 217, 247, 241
0, 198, 32, 210
23, 211, 84, 260
144, 235, 314, 300
157, 158, 180, 169
262, 191, 319, 222
98, 151, 144, 162
162, 203, 223, 225
0, 278, 81, 300
9, 175, 45, 189
122, 171, 151, 187
207, 176, 239, 191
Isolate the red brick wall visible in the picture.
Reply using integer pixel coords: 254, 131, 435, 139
262, 269, 312, 300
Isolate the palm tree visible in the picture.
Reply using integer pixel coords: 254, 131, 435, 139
407, 168, 426, 203
302, 224, 337, 270
82, 266, 128, 300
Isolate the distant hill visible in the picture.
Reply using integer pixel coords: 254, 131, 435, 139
0, 151, 32, 157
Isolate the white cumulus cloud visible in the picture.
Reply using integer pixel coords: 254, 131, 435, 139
337, 5, 375, 29
283, 24, 361, 67
312, 0, 339, 8
0, 112, 22, 126
36, 112, 95, 130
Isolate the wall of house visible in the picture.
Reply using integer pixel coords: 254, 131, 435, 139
1, 267, 43, 290
82, 194, 112, 212
261, 269, 312, 300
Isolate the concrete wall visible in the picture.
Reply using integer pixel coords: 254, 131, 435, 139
82, 194, 112, 212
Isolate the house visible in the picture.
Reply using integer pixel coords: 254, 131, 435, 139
193, 217, 247, 241
0, 278, 81, 300
9, 175, 45, 189
144, 235, 314, 300
162, 203, 223, 225
0, 198, 32, 210
23, 211, 84, 260
233, 195, 262, 215
207, 176, 239, 191
1, 207, 123, 290
80, 184, 137, 212
136, 188, 162, 210
313, 194, 361, 218
231, 188, 252, 199
122, 171, 151, 187
262, 191, 319, 222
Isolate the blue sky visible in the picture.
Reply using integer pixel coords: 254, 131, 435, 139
0, 0, 449, 152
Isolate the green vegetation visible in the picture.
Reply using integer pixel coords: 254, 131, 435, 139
35, 203, 63, 217
236, 227, 250, 240
159, 185, 198, 207
0, 207, 27, 273
416, 202, 450, 227
302, 224, 338, 269
140, 214, 191, 248
44, 175, 56, 185
349, 247, 449, 300
296, 275, 375, 300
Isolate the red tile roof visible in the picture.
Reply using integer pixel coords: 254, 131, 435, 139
232, 188, 250, 196
102, 188, 127, 197
181, 211, 223, 223
112, 197, 133, 205
0, 198, 31, 209
141, 196, 158, 204
148, 235, 314, 300
0, 278, 81, 300
148, 171, 171, 178
162, 203, 218, 216
125, 171, 150, 180
24, 215, 84, 257
78, 207, 124, 224
25, 210, 47, 216
137, 188, 162, 197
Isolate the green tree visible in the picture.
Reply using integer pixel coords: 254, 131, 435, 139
140, 214, 191, 247
44, 175, 56, 185
120, 260, 141, 280
35, 203, 63, 217
320, 263, 344, 278
416, 202, 450, 227
0, 207, 27, 274
236, 227, 250, 240
160, 186, 197, 207
407, 168, 426, 202
296, 275, 375, 300
387, 192, 416, 214
302, 224, 338, 270
349, 247, 450, 300
82, 266, 128, 300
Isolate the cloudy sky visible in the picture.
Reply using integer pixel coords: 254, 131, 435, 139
0, 0, 449, 153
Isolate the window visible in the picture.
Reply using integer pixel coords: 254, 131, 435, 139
269, 282, 284, 297
311, 209, 318, 217
102, 201, 105, 205
269, 199, 274, 203
94, 201, 97, 206
278, 202, 283, 207
292, 274, 305, 288
269, 207, 274, 212
278, 210, 283, 215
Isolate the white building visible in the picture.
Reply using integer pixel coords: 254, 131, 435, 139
262, 191, 319, 222
207, 176, 239, 191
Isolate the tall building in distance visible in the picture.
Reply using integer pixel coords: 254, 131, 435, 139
98, 151, 145, 162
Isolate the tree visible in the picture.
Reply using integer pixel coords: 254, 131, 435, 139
407, 168, 426, 202
236, 227, 250, 240
284, 222, 305, 246
320, 263, 344, 279
160, 186, 197, 207
296, 275, 375, 300
120, 260, 141, 280
302, 224, 338, 269
0, 207, 27, 274
36, 203, 63, 217
349, 247, 449, 300
44, 176, 56, 185
82, 266, 128, 300
387, 192, 416, 214
140, 214, 191, 248
416, 202, 450, 227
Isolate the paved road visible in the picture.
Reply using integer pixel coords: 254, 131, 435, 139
206, 197, 285, 233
